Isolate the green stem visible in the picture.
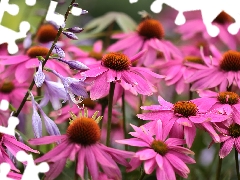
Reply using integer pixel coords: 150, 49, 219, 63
121, 91, 128, 150
75, 158, 78, 180
189, 84, 193, 100
99, 102, 107, 129
235, 149, 240, 180
106, 82, 116, 147
13, 0, 76, 117
138, 95, 143, 127
138, 166, 145, 180
216, 143, 223, 180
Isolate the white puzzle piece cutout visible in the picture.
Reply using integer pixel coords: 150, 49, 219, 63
0, 163, 13, 180
46, 0, 83, 26
0, 116, 19, 136
131, 0, 240, 37
0, 0, 33, 54
16, 151, 49, 180
0, 100, 9, 111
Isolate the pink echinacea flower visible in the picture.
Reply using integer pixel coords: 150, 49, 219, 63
117, 121, 196, 180
107, 17, 182, 66
29, 109, 133, 180
137, 96, 228, 147
186, 45, 240, 91
83, 50, 164, 100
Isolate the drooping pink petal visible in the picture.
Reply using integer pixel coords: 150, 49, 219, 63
177, 117, 192, 127
28, 135, 66, 145
184, 125, 196, 148
235, 137, 240, 153
77, 147, 85, 179
144, 158, 156, 174
162, 158, 176, 180
127, 156, 142, 172
35, 140, 71, 163
0, 55, 29, 65
168, 150, 195, 164
15, 63, 34, 83
155, 154, 163, 169
84, 64, 108, 77
45, 158, 67, 180
130, 49, 146, 62
136, 148, 157, 160
93, 40, 103, 52
165, 138, 185, 146
92, 147, 116, 168
116, 138, 150, 147
90, 74, 110, 100
165, 153, 190, 175
4, 136, 39, 155
219, 138, 234, 158
85, 146, 99, 180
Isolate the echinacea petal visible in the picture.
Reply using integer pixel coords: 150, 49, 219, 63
77, 147, 85, 179
155, 154, 163, 169
85, 146, 99, 180
127, 156, 142, 172
144, 158, 156, 174
116, 138, 149, 147
162, 158, 176, 180
165, 153, 190, 174
184, 125, 196, 148
28, 135, 66, 145
93, 40, 103, 53
45, 158, 67, 180
90, 74, 110, 100
219, 138, 234, 158
235, 137, 240, 153
136, 148, 157, 160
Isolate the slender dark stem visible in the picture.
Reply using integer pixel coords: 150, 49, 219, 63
216, 143, 223, 180
104, 22, 114, 49
189, 84, 193, 100
75, 158, 78, 180
106, 82, 116, 147
121, 91, 128, 150
138, 166, 145, 180
138, 95, 143, 127
235, 149, 240, 180
99, 102, 107, 129
13, 0, 76, 117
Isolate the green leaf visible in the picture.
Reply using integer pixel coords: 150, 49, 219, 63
27, 95, 44, 102
115, 13, 137, 32
8, 103, 16, 112
84, 12, 137, 34
36, 56, 45, 61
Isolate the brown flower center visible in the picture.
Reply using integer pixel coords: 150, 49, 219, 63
102, 52, 131, 71
89, 51, 103, 60
36, 24, 59, 43
137, 19, 164, 40
67, 117, 101, 145
173, 101, 197, 117
217, 92, 239, 105
0, 81, 14, 93
213, 11, 234, 25
220, 50, 240, 72
229, 124, 240, 138
184, 56, 204, 64
151, 140, 168, 155
27, 46, 49, 58
78, 98, 96, 109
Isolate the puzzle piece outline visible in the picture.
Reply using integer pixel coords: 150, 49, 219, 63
131, 0, 240, 37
